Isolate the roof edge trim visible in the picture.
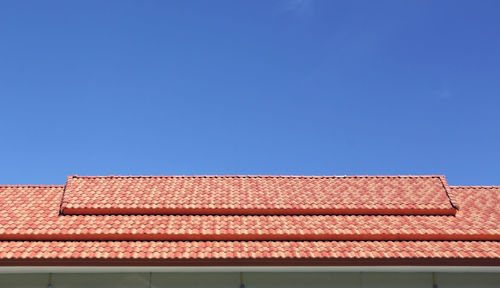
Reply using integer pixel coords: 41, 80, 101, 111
1, 266, 500, 273
1, 232, 497, 241
437, 175, 459, 210
61, 207, 458, 216
1, 258, 499, 267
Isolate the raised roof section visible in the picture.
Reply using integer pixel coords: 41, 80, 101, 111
60, 175, 457, 216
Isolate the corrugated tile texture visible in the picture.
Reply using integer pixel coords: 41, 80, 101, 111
0, 241, 498, 261
0, 176, 498, 264
0, 183, 498, 241
61, 175, 456, 215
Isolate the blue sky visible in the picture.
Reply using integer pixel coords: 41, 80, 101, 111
1, 0, 499, 185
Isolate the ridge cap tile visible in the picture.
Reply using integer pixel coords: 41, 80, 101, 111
0, 185, 63, 188
69, 174, 444, 179
451, 186, 500, 189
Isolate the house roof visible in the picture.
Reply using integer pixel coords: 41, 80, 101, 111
61, 175, 457, 215
0, 175, 498, 266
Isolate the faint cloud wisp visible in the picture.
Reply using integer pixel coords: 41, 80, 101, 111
284, 0, 314, 17
438, 88, 452, 99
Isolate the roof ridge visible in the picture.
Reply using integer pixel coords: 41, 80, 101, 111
69, 174, 444, 179
450, 186, 500, 189
0, 185, 63, 188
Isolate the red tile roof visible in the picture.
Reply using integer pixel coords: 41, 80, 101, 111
1, 241, 498, 266
0, 175, 498, 266
61, 175, 457, 216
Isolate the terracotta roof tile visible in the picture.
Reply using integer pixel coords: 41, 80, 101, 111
61, 175, 456, 215
0, 241, 497, 262
0, 181, 497, 241
0, 175, 498, 265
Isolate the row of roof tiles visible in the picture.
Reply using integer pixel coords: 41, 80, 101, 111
0, 184, 497, 241
1, 241, 498, 260
0, 175, 498, 265
61, 175, 457, 215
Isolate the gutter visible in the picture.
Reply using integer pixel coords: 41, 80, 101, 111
0, 266, 499, 273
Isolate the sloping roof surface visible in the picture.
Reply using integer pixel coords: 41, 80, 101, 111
1, 241, 498, 266
0, 175, 499, 266
61, 175, 456, 215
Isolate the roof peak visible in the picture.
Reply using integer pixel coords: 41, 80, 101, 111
451, 185, 500, 189
69, 174, 445, 179
0, 185, 63, 188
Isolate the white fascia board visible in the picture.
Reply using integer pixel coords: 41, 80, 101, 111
0, 266, 499, 274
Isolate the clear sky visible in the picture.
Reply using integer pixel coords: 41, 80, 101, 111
1, 0, 499, 185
